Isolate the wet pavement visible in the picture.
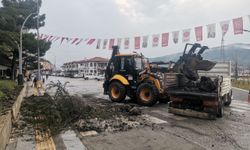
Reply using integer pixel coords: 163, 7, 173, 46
7, 76, 250, 150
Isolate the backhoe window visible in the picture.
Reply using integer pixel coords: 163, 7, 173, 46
135, 58, 143, 70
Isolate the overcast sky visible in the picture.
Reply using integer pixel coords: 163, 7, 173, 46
39, 0, 250, 66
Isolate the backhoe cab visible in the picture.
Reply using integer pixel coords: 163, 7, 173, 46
103, 46, 168, 106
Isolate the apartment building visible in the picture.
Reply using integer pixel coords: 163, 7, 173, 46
62, 57, 109, 76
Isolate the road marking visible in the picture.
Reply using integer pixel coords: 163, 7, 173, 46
61, 130, 87, 150
35, 128, 56, 150
230, 108, 246, 113
230, 105, 250, 111
231, 102, 250, 108
232, 100, 250, 106
151, 110, 187, 121
142, 114, 168, 124
232, 87, 249, 93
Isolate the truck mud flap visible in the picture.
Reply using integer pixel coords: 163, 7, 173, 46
168, 107, 216, 120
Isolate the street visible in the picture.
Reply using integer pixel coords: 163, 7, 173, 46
7, 76, 250, 150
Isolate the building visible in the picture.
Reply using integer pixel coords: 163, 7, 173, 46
62, 57, 109, 76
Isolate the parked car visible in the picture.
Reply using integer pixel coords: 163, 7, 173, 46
84, 74, 96, 80
73, 73, 82, 78
95, 74, 105, 81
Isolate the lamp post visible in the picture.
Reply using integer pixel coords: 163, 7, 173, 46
18, 12, 37, 85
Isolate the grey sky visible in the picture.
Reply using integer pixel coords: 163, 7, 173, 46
40, 0, 250, 66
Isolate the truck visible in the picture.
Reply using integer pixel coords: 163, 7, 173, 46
103, 44, 232, 118
168, 43, 232, 119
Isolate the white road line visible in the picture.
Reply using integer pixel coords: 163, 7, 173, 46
230, 105, 250, 111
61, 130, 87, 150
232, 87, 249, 93
151, 110, 187, 121
232, 100, 250, 105
142, 114, 168, 124
231, 103, 250, 108
230, 108, 246, 113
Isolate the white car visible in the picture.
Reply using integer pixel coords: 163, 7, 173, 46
73, 73, 82, 78
95, 74, 105, 81
84, 74, 96, 80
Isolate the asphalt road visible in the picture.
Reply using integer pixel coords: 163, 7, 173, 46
7, 76, 250, 150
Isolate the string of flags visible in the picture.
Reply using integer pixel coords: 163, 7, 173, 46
38, 16, 249, 50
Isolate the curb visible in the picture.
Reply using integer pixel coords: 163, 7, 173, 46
0, 83, 27, 150
0, 111, 12, 150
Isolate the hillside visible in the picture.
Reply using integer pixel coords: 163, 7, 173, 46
150, 43, 250, 65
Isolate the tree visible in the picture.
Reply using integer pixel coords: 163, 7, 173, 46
0, 0, 51, 80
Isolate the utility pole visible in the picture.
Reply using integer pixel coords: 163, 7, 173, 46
220, 36, 225, 62
36, 0, 41, 80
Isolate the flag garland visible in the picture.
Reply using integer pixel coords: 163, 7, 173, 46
39, 15, 249, 50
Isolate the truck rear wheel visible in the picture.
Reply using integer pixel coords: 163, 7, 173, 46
217, 97, 224, 118
109, 81, 126, 102
136, 83, 158, 106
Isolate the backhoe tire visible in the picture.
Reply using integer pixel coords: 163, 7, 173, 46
109, 81, 126, 103
136, 82, 158, 106
217, 97, 224, 118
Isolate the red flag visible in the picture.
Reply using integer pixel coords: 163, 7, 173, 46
87, 39, 96, 45
75, 39, 83, 45
161, 33, 169, 47
182, 29, 191, 42
134, 37, 140, 49
195, 26, 203, 41
71, 38, 79, 44
233, 17, 243, 35
109, 39, 115, 50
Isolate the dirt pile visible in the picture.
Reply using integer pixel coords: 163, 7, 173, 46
14, 81, 151, 137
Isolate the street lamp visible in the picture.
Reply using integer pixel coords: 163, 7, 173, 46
18, 12, 37, 85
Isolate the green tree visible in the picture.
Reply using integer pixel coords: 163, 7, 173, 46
0, 0, 51, 80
